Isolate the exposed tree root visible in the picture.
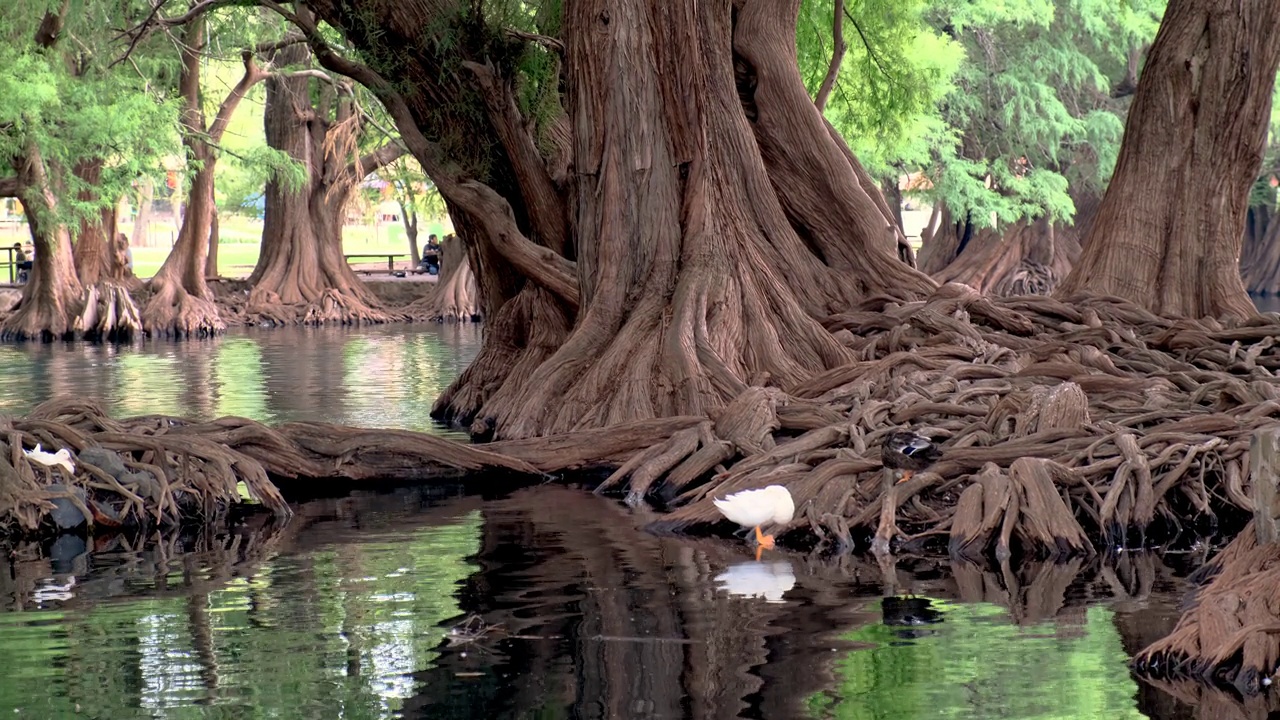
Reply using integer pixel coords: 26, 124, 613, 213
243, 288, 404, 327
77, 281, 143, 342
0, 397, 699, 539
604, 284, 1280, 560
1133, 522, 1280, 696
403, 253, 481, 323
141, 280, 227, 339
0, 287, 82, 341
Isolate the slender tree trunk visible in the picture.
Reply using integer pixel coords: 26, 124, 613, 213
1057, 0, 1280, 318
205, 211, 219, 278
130, 177, 154, 249
247, 52, 402, 325
143, 26, 267, 337
400, 202, 419, 265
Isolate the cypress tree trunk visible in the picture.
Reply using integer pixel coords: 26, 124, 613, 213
1057, 0, 1280, 318
143, 24, 267, 337
299, 0, 934, 439
247, 50, 402, 326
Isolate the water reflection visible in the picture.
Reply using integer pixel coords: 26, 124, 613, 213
715, 560, 797, 603
0, 323, 482, 434
0, 486, 1224, 720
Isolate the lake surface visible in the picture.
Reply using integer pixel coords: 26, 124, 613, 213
0, 324, 1235, 719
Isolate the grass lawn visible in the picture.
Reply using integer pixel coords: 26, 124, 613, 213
122, 214, 453, 279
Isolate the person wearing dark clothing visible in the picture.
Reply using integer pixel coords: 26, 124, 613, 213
420, 234, 441, 275
13, 243, 31, 284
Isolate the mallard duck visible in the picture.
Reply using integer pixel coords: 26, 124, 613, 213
881, 431, 941, 483
713, 485, 795, 556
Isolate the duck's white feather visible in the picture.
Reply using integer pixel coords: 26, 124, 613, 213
713, 485, 795, 527
25, 444, 75, 474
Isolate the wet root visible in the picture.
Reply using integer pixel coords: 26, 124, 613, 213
142, 282, 226, 338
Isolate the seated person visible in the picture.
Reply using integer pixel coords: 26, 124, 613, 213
13, 243, 31, 283
419, 234, 441, 274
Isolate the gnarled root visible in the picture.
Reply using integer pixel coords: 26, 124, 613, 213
77, 281, 143, 342
595, 286, 1280, 561
403, 256, 481, 323
0, 286, 84, 342
142, 279, 226, 339
1133, 523, 1280, 696
245, 288, 404, 326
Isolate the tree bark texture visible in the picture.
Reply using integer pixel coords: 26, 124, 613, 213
300, 0, 935, 440
1057, 0, 1280, 318
247, 46, 401, 326
1, 147, 84, 340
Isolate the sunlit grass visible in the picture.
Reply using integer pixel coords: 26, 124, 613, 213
117, 214, 454, 279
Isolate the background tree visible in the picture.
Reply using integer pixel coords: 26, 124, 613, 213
382, 156, 448, 267
910, 1, 1159, 294
1057, 0, 1280, 318
142, 12, 274, 337
0, 0, 174, 340
245, 39, 402, 325
1238, 89, 1280, 296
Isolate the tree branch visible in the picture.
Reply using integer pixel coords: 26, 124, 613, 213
814, 0, 845, 112
504, 28, 564, 56
452, 181, 580, 310
461, 59, 568, 254
346, 142, 405, 182
207, 50, 270, 144
0, 177, 21, 197
843, 7, 896, 85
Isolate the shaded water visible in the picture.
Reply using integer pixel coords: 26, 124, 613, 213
0, 325, 1237, 719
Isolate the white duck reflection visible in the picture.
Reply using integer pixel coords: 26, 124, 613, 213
714, 560, 796, 604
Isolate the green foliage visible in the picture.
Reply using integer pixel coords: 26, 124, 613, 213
798, 0, 964, 177
381, 156, 447, 227
0, 0, 180, 233
801, 0, 1165, 228
928, 0, 1165, 226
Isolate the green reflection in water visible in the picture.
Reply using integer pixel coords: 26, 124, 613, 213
0, 511, 481, 719
211, 338, 270, 421
809, 601, 1144, 720
113, 352, 187, 418
0, 345, 32, 415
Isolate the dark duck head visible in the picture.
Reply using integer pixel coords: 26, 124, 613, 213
881, 431, 941, 483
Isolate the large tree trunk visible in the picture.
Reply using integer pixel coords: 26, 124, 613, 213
1057, 0, 1280, 318
1, 148, 84, 341
143, 27, 266, 337
247, 56, 402, 326
68, 159, 143, 340
300, 0, 935, 440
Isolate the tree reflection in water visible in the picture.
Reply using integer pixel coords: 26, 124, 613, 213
0, 485, 1250, 719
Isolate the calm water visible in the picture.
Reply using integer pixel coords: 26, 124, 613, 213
0, 325, 1234, 719
0, 324, 482, 434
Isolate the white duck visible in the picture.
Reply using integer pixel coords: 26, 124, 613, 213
715, 560, 796, 603
25, 444, 75, 475
713, 484, 795, 556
